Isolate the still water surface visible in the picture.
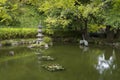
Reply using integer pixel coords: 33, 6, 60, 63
0, 44, 120, 80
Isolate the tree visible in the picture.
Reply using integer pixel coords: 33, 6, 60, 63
0, 0, 21, 26
97, 0, 120, 40
105, 0, 120, 39
75, 1, 101, 39
39, 0, 101, 39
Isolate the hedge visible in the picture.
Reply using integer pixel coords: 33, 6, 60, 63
0, 28, 37, 40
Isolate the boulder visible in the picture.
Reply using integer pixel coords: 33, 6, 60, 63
9, 51, 14, 56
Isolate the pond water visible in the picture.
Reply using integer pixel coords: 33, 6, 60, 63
0, 44, 120, 80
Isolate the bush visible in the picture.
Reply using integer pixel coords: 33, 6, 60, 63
43, 36, 52, 43
0, 28, 37, 40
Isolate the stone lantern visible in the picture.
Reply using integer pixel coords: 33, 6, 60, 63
36, 25, 44, 44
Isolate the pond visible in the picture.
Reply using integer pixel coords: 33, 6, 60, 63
0, 44, 120, 80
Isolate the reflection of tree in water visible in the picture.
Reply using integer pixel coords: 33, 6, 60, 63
95, 49, 117, 80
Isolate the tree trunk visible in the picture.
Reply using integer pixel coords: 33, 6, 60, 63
106, 25, 114, 42
83, 19, 89, 40
115, 29, 120, 39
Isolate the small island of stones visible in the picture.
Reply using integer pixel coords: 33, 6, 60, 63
41, 64, 65, 72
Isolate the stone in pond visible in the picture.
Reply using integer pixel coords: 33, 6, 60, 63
39, 56, 55, 61
9, 51, 14, 56
41, 64, 65, 72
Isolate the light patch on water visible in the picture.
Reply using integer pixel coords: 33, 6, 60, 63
95, 49, 116, 74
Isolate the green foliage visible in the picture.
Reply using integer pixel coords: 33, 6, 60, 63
43, 36, 52, 43
0, 28, 37, 40
18, 5, 40, 28
0, 0, 120, 39
19, 0, 41, 6
0, 0, 7, 3
39, 0, 76, 34
77, 0, 91, 4
105, 0, 120, 28
0, 0, 40, 27
0, 0, 21, 26
39, 0, 102, 35
97, 0, 120, 28
88, 24, 106, 32
77, 3, 100, 18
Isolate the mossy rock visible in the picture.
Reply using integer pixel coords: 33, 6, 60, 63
28, 42, 46, 48
1, 40, 12, 46
41, 64, 65, 72
39, 56, 55, 61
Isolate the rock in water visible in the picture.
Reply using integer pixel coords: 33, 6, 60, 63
9, 51, 14, 56
45, 44, 49, 49
41, 64, 65, 72
39, 56, 54, 61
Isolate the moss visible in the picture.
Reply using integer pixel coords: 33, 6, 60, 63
41, 64, 65, 72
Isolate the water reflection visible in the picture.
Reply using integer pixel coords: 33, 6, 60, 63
35, 48, 43, 65
0, 45, 120, 80
95, 49, 116, 75
79, 45, 89, 52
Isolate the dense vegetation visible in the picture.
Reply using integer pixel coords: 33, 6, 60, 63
0, 28, 37, 40
0, 0, 120, 42
0, 0, 40, 27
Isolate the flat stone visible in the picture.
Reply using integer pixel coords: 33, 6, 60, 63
39, 56, 54, 61
42, 64, 65, 72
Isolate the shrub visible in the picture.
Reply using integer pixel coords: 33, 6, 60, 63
43, 36, 52, 43
0, 28, 37, 40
